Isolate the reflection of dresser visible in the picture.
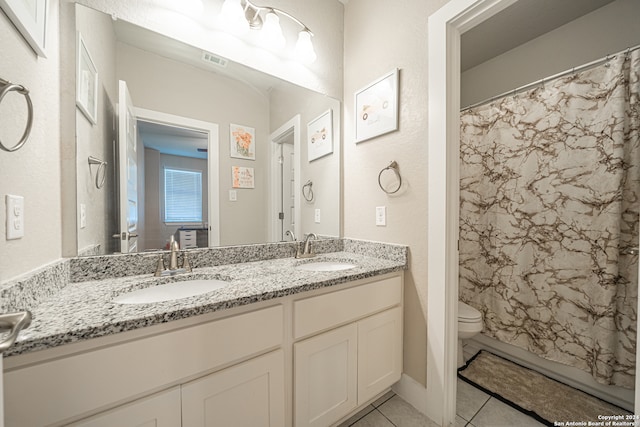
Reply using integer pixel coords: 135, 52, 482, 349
179, 229, 208, 249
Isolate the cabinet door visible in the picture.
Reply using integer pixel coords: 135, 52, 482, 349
294, 323, 358, 427
70, 387, 181, 427
357, 307, 403, 404
182, 350, 285, 427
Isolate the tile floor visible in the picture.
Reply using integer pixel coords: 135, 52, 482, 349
337, 380, 544, 427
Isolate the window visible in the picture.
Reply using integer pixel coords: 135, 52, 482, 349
164, 168, 203, 223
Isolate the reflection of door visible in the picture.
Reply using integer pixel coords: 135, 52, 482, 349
277, 141, 295, 241
117, 80, 139, 253
269, 115, 301, 243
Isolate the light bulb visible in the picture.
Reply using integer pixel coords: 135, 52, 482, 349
219, 0, 249, 35
295, 30, 317, 64
261, 11, 286, 51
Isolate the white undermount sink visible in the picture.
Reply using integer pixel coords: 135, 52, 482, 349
113, 279, 229, 304
295, 261, 357, 272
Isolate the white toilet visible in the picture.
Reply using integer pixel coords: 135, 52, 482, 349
457, 301, 483, 368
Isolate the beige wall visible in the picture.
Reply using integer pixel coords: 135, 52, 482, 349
75, 5, 118, 256
269, 87, 341, 238
343, 0, 449, 386
116, 43, 269, 246
0, 2, 61, 282
461, 0, 640, 107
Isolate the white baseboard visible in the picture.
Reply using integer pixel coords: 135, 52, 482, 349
466, 335, 634, 411
392, 374, 435, 421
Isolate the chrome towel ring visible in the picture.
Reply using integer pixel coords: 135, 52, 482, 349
302, 180, 314, 202
88, 156, 108, 189
378, 161, 402, 194
0, 78, 33, 153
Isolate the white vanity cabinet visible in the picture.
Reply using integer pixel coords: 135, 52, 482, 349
293, 275, 403, 427
69, 387, 182, 427
181, 349, 285, 427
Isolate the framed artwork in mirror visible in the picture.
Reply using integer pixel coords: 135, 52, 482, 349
307, 109, 333, 162
0, 0, 48, 57
354, 69, 399, 143
232, 166, 255, 189
76, 33, 98, 125
230, 123, 255, 160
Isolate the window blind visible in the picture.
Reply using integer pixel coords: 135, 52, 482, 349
164, 168, 202, 223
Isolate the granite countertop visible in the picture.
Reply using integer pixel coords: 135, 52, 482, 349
7, 251, 405, 357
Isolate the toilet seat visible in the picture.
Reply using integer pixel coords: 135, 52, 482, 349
458, 301, 481, 322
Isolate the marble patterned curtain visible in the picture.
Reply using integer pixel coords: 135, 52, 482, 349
459, 50, 640, 388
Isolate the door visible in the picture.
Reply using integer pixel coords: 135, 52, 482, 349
277, 141, 295, 241
357, 307, 403, 405
181, 350, 285, 427
117, 80, 139, 253
69, 387, 181, 427
294, 324, 358, 427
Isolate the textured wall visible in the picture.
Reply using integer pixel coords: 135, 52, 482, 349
343, 0, 450, 387
0, 2, 61, 282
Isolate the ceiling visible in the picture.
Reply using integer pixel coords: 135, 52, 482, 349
138, 121, 208, 159
460, 0, 616, 71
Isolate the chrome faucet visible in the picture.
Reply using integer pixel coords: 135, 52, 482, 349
285, 230, 296, 242
169, 236, 180, 270
296, 233, 318, 259
154, 236, 192, 277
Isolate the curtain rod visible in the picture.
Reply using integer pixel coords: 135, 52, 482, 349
461, 43, 640, 112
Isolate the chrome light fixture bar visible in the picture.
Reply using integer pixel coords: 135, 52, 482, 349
219, 0, 317, 63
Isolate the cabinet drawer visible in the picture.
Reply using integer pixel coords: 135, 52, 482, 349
294, 275, 402, 339
5, 305, 283, 426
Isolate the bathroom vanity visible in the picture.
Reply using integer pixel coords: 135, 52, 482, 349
2, 240, 406, 427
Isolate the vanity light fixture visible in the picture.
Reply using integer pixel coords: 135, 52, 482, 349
219, 0, 317, 63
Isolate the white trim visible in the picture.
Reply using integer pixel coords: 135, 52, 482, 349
134, 107, 220, 247
268, 115, 301, 242
392, 374, 429, 417
427, 1, 518, 425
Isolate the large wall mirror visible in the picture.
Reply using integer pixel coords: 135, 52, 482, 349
73, 4, 341, 256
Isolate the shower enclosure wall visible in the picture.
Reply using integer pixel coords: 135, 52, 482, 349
459, 48, 640, 393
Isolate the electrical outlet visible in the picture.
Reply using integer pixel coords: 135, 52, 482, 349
229, 190, 237, 201
6, 195, 24, 239
315, 209, 321, 223
80, 204, 87, 229
376, 206, 386, 226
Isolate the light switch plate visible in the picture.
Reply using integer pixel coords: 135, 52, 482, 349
6, 195, 24, 240
375, 206, 386, 226
229, 190, 237, 201
314, 209, 321, 223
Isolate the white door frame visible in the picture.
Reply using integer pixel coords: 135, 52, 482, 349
269, 115, 301, 242
427, 0, 519, 425
135, 107, 220, 247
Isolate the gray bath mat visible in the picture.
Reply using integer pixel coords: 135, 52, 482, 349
458, 351, 631, 426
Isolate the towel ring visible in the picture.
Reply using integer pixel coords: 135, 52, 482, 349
88, 156, 108, 189
302, 180, 314, 202
0, 79, 33, 153
378, 161, 402, 194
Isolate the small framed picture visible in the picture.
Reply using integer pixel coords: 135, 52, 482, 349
0, 0, 48, 57
307, 109, 333, 162
232, 166, 255, 189
76, 33, 98, 125
230, 123, 256, 160
354, 69, 399, 143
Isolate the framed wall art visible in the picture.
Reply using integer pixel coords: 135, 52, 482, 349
230, 123, 255, 160
232, 166, 255, 189
0, 0, 48, 57
354, 69, 399, 143
76, 33, 98, 125
307, 109, 333, 162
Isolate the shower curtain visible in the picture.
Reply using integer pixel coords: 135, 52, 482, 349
459, 50, 640, 388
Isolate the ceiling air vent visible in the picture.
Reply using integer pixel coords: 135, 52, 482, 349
201, 51, 228, 68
